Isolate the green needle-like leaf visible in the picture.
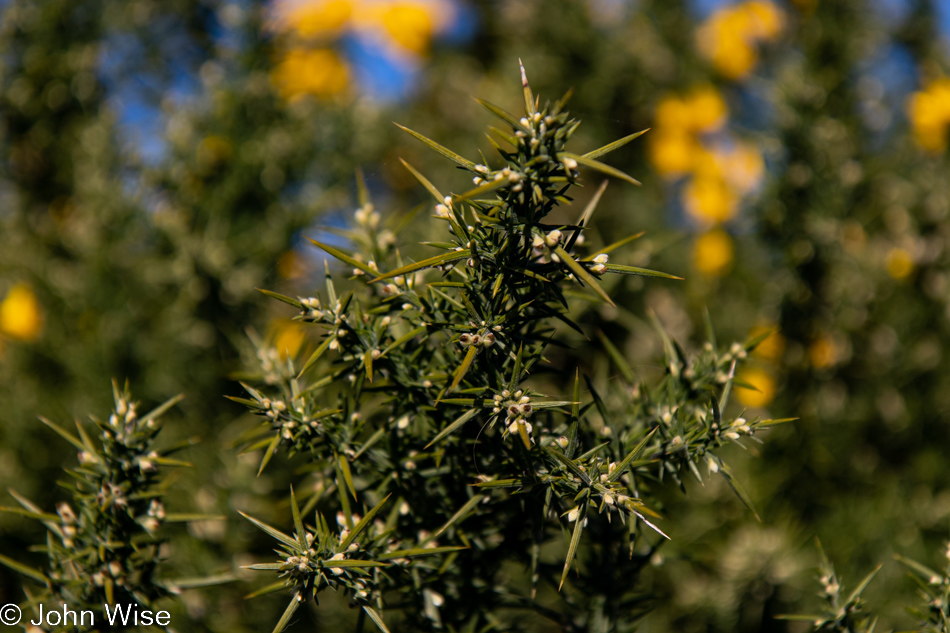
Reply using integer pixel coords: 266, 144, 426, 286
743, 327, 778, 353
573, 179, 609, 232
257, 434, 281, 477
552, 244, 615, 307
38, 416, 85, 452
581, 232, 645, 260
0, 552, 50, 583
597, 330, 635, 384
378, 546, 467, 560
290, 487, 307, 550
256, 288, 303, 309
559, 506, 586, 590
297, 335, 336, 379
429, 495, 485, 542
244, 581, 287, 600
474, 98, 527, 131
363, 606, 392, 633
273, 594, 303, 633
307, 237, 379, 276
340, 494, 391, 551
399, 158, 444, 203
544, 447, 591, 484
582, 129, 649, 160
370, 249, 471, 283
338, 455, 358, 500
559, 152, 642, 186
845, 564, 884, 606
715, 457, 761, 521
603, 263, 683, 280
445, 344, 478, 397
608, 427, 658, 483
425, 408, 479, 449
238, 511, 300, 549
395, 123, 478, 171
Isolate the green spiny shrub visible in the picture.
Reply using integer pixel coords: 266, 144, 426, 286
0, 381, 227, 629
235, 68, 784, 633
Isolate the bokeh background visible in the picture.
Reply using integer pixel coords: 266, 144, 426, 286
2, 0, 950, 631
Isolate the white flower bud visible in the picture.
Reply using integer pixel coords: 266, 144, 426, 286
328, 552, 346, 575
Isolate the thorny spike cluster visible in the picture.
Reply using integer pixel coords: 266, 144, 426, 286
237, 70, 787, 633
0, 381, 196, 621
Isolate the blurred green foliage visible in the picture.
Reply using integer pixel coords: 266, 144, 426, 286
2, 0, 949, 631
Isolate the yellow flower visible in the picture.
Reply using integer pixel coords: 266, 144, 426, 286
271, 320, 307, 360
655, 95, 692, 131
0, 284, 43, 341
735, 367, 776, 408
696, 1, 784, 80
692, 229, 734, 276
885, 247, 914, 280
683, 173, 739, 224
744, 1, 783, 40
685, 85, 728, 133
377, 2, 442, 55
352, 0, 450, 58
648, 131, 700, 177
655, 86, 728, 134
271, 48, 349, 100
272, 0, 354, 38
907, 77, 950, 153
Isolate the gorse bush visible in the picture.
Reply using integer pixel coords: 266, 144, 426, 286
781, 541, 950, 633
233, 68, 784, 632
0, 381, 226, 627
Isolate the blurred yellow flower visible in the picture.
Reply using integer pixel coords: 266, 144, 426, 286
808, 336, 838, 369
749, 325, 785, 361
649, 131, 699, 177
687, 85, 729, 132
271, 320, 307, 360
744, 1, 783, 39
271, 48, 349, 100
735, 367, 776, 408
650, 86, 727, 178
375, 2, 444, 55
907, 77, 950, 153
0, 284, 43, 342
655, 86, 728, 134
697, 1, 784, 80
684, 174, 738, 224
273, 0, 354, 38
693, 229, 734, 276
885, 247, 914, 280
